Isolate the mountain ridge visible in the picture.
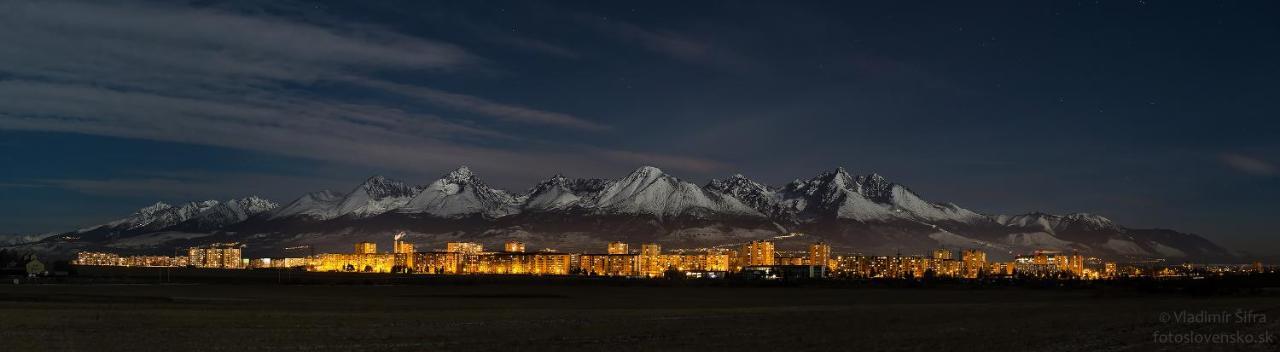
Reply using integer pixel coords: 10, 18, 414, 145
26, 166, 1238, 262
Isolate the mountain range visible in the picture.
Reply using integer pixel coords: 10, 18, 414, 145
17, 166, 1237, 262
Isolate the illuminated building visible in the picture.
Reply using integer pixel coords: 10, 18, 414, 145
247, 258, 273, 269
638, 243, 663, 277
273, 257, 308, 269
392, 233, 414, 271
413, 252, 464, 274
355, 242, 377, 254
74, 252, 122, 266
608, 242, 629, 255
808, 242, 832, 277
1012, 250, 1086, 277
932, 248, 953, 261
505, 240, 526, 253
742, 240, 775, 266
410, 243, 571, 275
313, 252, 396, 273
393, 236, 414, 254
930, 258, 962, 278
472, 252, 572, 275
1103, 262, 1117, 278
124, 255, 177, 267
809, 242, 831, 268
961, 249, 987, 278
188, 244, 242, 269
640, 243, 661, 256
989, 262, 1015, 276
578, 253, 639, 276
446, 242, 484, 255
774, 253, 806, 266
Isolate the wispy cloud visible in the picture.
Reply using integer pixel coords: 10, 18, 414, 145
0, 1, 716, 181
1220, 154, 1277, 176
341, 76, 609, 131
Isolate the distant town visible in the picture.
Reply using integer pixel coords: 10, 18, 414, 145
63, 232, 1273, 281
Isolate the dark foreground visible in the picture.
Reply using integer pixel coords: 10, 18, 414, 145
1, 280, 1278, 351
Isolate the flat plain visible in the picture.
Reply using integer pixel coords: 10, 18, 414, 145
1, 280, 1277, 351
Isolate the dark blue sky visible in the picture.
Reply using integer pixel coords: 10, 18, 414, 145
1, 1, 1277, 254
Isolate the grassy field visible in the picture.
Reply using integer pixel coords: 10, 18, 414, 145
1, 281, 1277, 351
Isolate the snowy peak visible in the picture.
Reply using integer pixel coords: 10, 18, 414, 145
357, 175, 419, 200
1062, 213, 1117, 229
522, 174, 582, 211
775, 168, 984, 223
270, 190, 344, 220
853, 173, 893, 202
399, 166, 518, 218
705, 174, 777, 215
993, 212, 1120, 233
585, 166, 761, 217
97, 200, 221, 232
228, 196, 279, 215
334, 175, 419, 218
180, 196, 280, 229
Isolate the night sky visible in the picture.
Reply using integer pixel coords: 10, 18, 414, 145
1, 1, 1277, 254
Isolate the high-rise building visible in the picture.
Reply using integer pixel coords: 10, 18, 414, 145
961, 249, 987, 278
742, 240, 775, 266
640, 243, 661, 256
446, 242, 484, 254
808, 242, 831, 268
639, 243, 663, 277
608, 241, 630, 255
393, 240, 414, 254
505, 240, 526, 253
932, 248, 953, 261
188, 244, 242, 269
355, 242, 377, 254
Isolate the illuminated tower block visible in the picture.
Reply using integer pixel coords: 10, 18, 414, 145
392, 232, 414, 254
932, 248, 953, 260
505, 241, 526, 253
639, 243, 662, 277
742, 240, 775, 266
446, 242, 484, 254
355, 242, 377, 254
961, 249, 987, 278
808, 242, 831, 267
640, 243, 661, 256
607, 241, 629, 255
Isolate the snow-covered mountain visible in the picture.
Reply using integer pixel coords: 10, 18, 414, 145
90, 200, 220, 233
579, 166, 761, 217
764, 168, 985, 223
29, 165, 1238, 262
175, 196, 279, 230
68, 197, 276, 240
336, 175, 420, 218
521, 174, 607, 211
270, 190, 345, 220
704, 174, 777, 214
268, 176, 418, 221
397, 166, 519, 218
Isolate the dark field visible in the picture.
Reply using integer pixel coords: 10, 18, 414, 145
2, 280, 1278, 351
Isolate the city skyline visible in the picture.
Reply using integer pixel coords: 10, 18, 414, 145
2, 1, 1279, 256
